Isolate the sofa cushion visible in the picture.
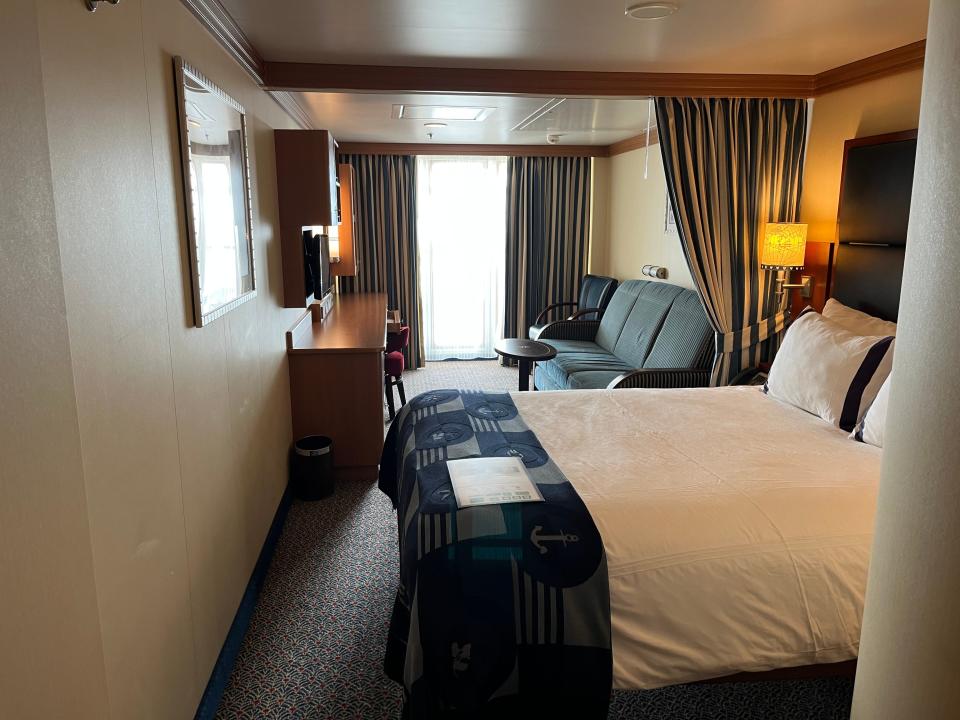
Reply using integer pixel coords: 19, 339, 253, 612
595, 280, 646, 352
567, 370, 625, 390
533, 365, 565, 391
643, 289, 714, 369
538, 351, 633, 389
612, 282, 684, 369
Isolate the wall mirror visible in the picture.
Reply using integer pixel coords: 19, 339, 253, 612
174, 56, 256, 327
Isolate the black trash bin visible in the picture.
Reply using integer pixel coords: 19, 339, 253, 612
290, 435, 334, 500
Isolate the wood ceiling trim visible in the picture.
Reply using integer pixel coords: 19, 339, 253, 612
338, 142, 609, 158
813, 40, 925, 95
262, 62, 816, 98
270, 91, 315, 130
180, 0, 313, 128
180, 0, 265, 82
608, 127, 660, 156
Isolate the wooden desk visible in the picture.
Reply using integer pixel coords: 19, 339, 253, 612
287, 293, 387, 481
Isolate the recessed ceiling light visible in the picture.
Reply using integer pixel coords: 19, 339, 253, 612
424, 122, 447, 129
391, 104, 494, 122
625, 2, 679, 20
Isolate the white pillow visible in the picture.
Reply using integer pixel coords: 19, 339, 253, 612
764, 310, 894, 430
852, 374, 890, 448
823, 298, 897, 337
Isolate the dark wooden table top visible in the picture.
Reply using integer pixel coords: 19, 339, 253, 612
289, 293, 387, 354
493, 338, 558, 361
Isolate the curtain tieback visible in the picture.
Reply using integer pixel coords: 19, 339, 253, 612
718, 311, 788, 353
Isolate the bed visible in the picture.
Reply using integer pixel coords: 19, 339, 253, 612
378, 131, 913, 716
379, 386, 880, 712
511, 386, 877, 689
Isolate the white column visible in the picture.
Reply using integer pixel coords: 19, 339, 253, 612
851, 0, 960, 717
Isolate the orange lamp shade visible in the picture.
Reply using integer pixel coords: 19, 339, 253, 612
760, 222, 808, 270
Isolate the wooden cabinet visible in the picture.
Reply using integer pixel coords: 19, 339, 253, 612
275, 129, 341, 308
286, 293, 387, 482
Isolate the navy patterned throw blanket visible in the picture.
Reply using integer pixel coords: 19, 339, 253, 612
378, 389, 612, 718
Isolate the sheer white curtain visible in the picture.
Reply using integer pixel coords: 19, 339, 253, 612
417, 155, 508, 360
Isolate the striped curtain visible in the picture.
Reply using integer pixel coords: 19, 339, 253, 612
338, 154, 424, 368
656, 97, 807, 385
503, 156, 592, 350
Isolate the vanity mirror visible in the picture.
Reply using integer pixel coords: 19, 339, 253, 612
174, 56, 256, 326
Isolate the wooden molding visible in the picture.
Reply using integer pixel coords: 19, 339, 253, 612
338, 142, 609, 158
270, 91, 314, 130
814, 40, 925, 95
263, 62, 815, 98
179, 0, 264, 82
179, 0, 309, 129
608, 127, 660, 156
262, 41, 925, 100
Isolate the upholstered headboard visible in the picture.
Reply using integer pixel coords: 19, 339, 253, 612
830, 130, 918, 321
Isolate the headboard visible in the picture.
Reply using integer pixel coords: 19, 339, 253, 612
829, 130, 918, 321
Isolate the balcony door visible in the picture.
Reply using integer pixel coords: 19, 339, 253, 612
416, 155, 508, 360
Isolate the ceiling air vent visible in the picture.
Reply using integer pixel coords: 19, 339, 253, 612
511, 98, 566, 132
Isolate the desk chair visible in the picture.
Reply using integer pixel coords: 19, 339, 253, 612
385, 326, 409, 420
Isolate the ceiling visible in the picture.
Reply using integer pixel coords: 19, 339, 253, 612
221, 0, 927, 74
218, 0, 929, 145
294, 93, 656, 145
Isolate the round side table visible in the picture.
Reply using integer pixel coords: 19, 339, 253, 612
494, 339, 557, 391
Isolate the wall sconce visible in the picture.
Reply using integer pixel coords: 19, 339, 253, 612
641, 264, 668, 279
761, 222, 812, 300
328, 236, 341, 263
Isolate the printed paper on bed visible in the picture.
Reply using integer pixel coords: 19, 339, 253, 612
447, 457, 544, 508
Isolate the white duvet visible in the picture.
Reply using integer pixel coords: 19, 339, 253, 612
511, 386, 881, 689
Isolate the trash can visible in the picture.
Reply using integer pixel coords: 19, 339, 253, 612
290, 435, 334, 500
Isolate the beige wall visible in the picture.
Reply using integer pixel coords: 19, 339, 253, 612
2, 1, 300, 717
592, 146, 694, 288
0, 3, 110, 718
801, 70, 924, 243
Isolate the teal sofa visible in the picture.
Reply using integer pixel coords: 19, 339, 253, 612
534, 280, 714, 390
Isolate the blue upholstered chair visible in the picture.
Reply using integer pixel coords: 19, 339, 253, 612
528, 274, 618, 340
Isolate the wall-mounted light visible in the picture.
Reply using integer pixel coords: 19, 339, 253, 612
86, 0, 121, 11
761, 222, 812, 300
641, 264, 668, 279
328, 236, 341, 263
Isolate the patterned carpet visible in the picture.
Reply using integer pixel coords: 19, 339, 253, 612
216, 361, 854, 719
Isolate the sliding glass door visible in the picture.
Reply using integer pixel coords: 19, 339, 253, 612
417, 156, 508, 360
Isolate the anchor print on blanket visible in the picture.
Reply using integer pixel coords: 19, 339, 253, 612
530, 525, 580, 555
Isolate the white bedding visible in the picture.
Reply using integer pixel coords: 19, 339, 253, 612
511, 386, 881, 689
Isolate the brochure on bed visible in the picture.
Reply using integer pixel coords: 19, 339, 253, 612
379, 389, 612, 718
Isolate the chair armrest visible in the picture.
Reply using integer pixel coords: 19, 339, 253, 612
607, 368, 712, 390
567, 307, 603, 321
534, 301, 578, 326
537, 319, 601, 341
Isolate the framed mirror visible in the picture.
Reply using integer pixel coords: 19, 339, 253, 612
174, 56, 256, 327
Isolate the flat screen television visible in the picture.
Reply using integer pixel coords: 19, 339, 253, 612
303, 228, 332, 302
